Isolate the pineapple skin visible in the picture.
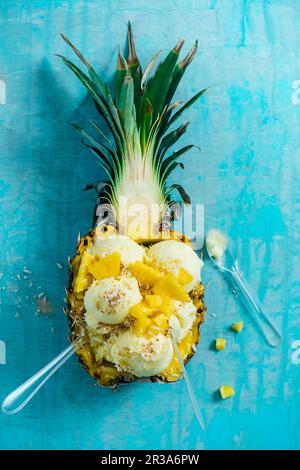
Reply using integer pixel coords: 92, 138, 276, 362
66, 226, 206, 387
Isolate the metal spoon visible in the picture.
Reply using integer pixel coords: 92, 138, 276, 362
1, 337, 81, 415
205, 230, 282, 347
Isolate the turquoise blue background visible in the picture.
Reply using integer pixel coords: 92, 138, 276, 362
1, 0, 300, 450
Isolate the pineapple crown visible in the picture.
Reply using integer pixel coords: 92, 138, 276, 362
58, 23, 206, 231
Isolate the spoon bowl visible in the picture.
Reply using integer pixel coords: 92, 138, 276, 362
205, 229, 282, 348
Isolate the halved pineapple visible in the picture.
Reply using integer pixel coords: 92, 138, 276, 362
62, 23, 207, 386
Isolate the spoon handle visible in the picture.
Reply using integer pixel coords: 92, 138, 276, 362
1, 338, 80, 415
230, 269, 281, 347
170, 330, 205, 431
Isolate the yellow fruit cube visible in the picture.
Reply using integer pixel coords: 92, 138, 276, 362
152, 313, 168, 331
134, 315, 152, 335
144, 294, 163, 309
153, 273, 189, 302
231, 321, 244, 333
219, 385, 235, 399
177, 268, 193, 285
88, 252, 121, 280
215, 338, 226, 350
73, 251, 94, 293
159, 298, 176, 318
129, 301, 154, 319
129, 261, 163, 287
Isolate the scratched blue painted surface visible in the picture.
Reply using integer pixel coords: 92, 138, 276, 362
1, 0, 300, 450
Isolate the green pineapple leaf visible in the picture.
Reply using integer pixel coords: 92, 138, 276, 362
160, 144, 198, 180
72, 124, 120, 179
165, 88, 207, 131
165, 40, 198, 106
60, 25, 207, 229
141, 50, 161, 90
127, 21, 142, 107
147, 39, 184, 120
140, 99, 153, 152
167, 183, 191, 204
156, 122, 189, 161
58, 55, 125, 155
115, 48, 126, 101
117, 70, 135, 137
60, 34, 107, 98
83, 181, 110, 194
162, 161, 183, 181
89, 120, 118, 153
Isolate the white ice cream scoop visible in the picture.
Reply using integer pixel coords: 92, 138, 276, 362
147, 240, 203, 292
91, 234, 145, 266
108, 331, 174, 377
205, 229, 281, 347
84, 276, 142, 326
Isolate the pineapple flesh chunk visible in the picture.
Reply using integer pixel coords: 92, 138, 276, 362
130, 300, 156, 336
129, 300, 154, 318
215, 338, 226, 350
88, 252, 121, 280
231, 321, 244, 333
144, 294, 163, 308
151, 313, 168, 331
153, 273, 189, 302
159, 298, 176, 318
74, 251, 121, 292
219, 385, 235, 399
133, 315, 152, 336
129, 261, 163, 287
